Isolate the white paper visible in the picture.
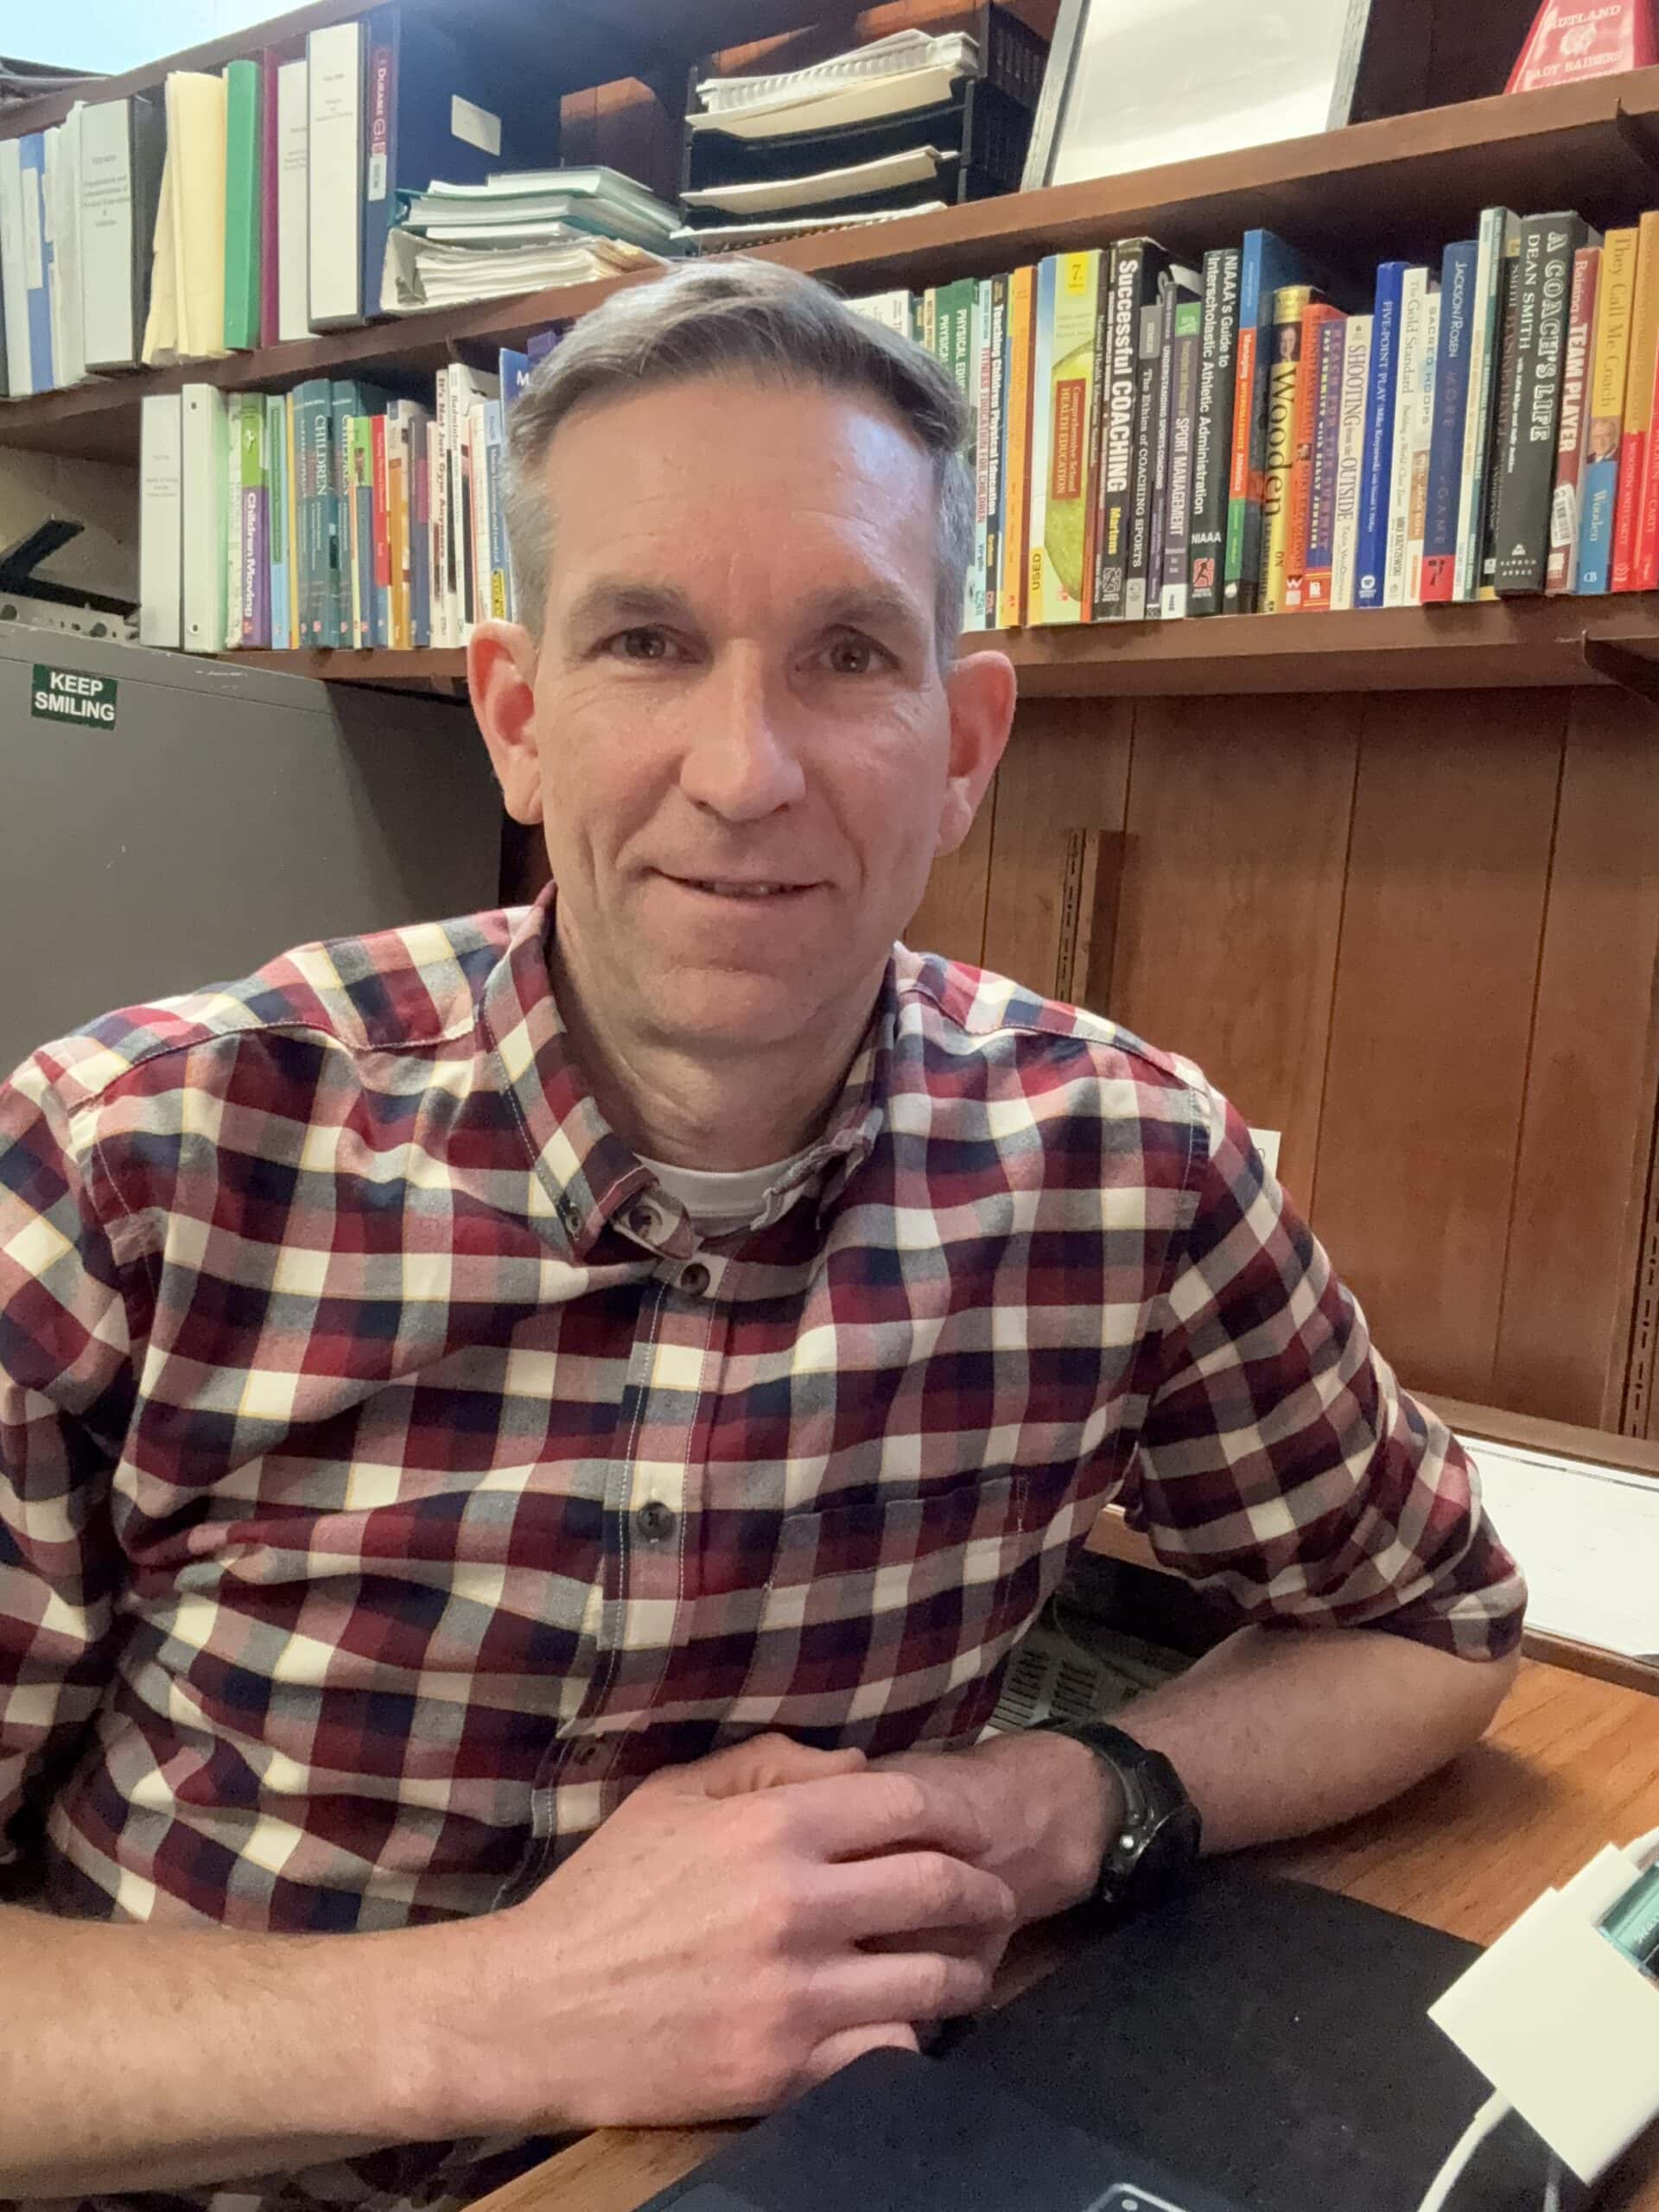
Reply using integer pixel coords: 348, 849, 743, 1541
450, 95, 501, 157
696, 30, 976, 115
688, 64, 963, 141
1458, 1434, 1659, 1659
1047, 0, 1370, 187
682, 145, 952, 215
671, 202, 947, 248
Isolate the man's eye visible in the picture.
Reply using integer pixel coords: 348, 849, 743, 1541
608, 627, 677, 663
822, 635, 885, 677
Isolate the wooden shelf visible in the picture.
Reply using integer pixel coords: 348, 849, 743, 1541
230, 600, 1659, 700
15, 63, 1659, 465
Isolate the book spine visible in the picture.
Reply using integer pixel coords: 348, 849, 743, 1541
1578, 226, 1637, 594
299, 382, 328, 645
1027, 258, 1057, 625
1304, 315, 1348, 609
226, 394, 245, 651
276, 59, 309, 344
1285, 302, 1338, 609
284, 392, 300, 645
1455, 211, 1516, 600
1160, 297, 1204, 618
1355, 264, 1405, 609
1094, 241, 1141, 619
1493, 215, 1583, 594
460, 403, 479, 638
1421, 242, 1477, 604
346, 415, 368, 647
138, 391, 183, 650
266, 393, 287, 649
486, 399, 510, 619
1612, 210, 1659, 588
258, 52, 280, 348
388, 407, 410, 646
361, 7, 397, 324
241, 393, 270, 648
411, 410, 430, 646
41, 125, 61, 392
985, 274, 1007, 631
307, 21, 364, 327
1145, 271, 1183, 620
969, 277, 992, 632
1033, 251, 1100, 626
1125, 302, 1162, 620
1479, 243, 1524, 597
1262, 286, 1311, 613
1329, 315, 1373, 612
1546, 245, 1600, 594
1384, 270, 1432, 607
328, 383, 359, 645
1188, 246, 1240, 618
999, 265, 1035, 629
431, 370, 451, 646
371, 410, 391, 647
0, 137, 33, 396
181, 384, 228, 655
20, 135, 54, 392
1403, 293, 1440, 602
78, 99, 136, 372
222, 58, 262, 351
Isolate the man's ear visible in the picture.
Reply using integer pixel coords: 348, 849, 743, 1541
468, 620, 543, 825
937, 649, 1017, 860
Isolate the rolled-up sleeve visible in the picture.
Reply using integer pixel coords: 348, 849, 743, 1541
0, 1053, 134, 1878
1122, 1076, 1525, 1660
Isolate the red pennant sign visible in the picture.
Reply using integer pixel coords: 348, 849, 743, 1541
1507, 0, 1659, 90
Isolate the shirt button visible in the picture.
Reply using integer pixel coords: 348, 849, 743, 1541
558, 1196, 582, 1236
627, 1199, 659, 1236
635, 1499, 677, 1543
678, 1261, 711, 1296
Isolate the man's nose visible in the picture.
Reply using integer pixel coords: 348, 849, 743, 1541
677, 648, 807, 821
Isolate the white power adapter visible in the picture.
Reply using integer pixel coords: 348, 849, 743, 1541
1427, 1831, 1659, 2191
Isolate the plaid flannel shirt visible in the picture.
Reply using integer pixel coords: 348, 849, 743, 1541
0, 880, 1523, 2212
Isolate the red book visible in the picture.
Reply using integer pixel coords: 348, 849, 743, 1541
257, 50, 281, 349
1284, 302, 1341, 610
372, 412, 391, 636
1633, 331, 1659, 593
1507, 0, 1657, 90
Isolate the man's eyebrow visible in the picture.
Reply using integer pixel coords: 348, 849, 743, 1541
798, 583, 930, 645
562, 580, 699, 635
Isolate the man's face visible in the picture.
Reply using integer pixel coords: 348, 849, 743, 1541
503, 372, 1005, 1059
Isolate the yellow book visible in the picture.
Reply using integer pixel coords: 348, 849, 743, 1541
1033, 248, 1104, 626
1611, 213, 1659, 590
999, 264, 1036, 630
166, 71, 228, 361
139, 149, 178, 365
1262, 283, 1313, 613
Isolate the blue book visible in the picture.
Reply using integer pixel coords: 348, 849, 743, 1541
1223, 228, 1313, 612
484, 397, 509, 619
1355, 261, 1408, 609
19, 133, 54, 392
359, 2, 563, 323
1420, 240, 1478, 603
499, 345, 533, 410
527, 326, 558, 363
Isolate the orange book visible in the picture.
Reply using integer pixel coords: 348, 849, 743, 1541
998, 265, 1037, 629
1611, 208, 1659, 590
1284, 300, 1342, 610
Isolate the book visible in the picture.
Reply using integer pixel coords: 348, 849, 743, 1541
485, 397, 510, 618
1146, 264, 1200, 620
284, 391, 300, 645
1303, 313, 1348, 609
1000, 264, 1037, 630
47, 111, 86, 391
985, 275, 1007, 632
308, 20, 365, 326
1027, 257, 1057, 626
138, 391, 183, 649
969, 277, 993, 632
79, 92, 165, 373
1355, 260, 1408, 609
290, 377, 331, 645
222, 56, 263, 350
348, 413, 375, 646
410, 404, 431, 645
371, 411, 391, 647
1262, 284, 1314, 613
848, 288, 912, 332
18, 134, 54, 392
1546, 245, 1601, 594
1188, 246, 1240, 618
258, 51, 281, 346
234, 393, 270, 648
1611, 209, 1659, 589
1329, 314, 1373, 611
1124, 297, 1163, 620
1577, 225, 1638, 594
1454, 209, 1520, 601
1160, 296, 1204, 618
276, 58, 309, 343
266, 392, 289, 649
1031, 250, 1104, 626
1384, 267, 1435, 606
1404, 293, 1441, 602
1478, 239, 1525, 598
1223, 229, 1313, 613
0, 137, 29, 395
1094, 239, 1168, 618
1284, 300, 1341, 609
167, 72, 230, 361
181, 382, 228, 655
1493, 214, 1592, 596
386, 403, 411, 646
1420, 240, 1478, 604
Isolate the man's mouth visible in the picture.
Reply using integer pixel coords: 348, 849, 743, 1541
668, 876, 817, 902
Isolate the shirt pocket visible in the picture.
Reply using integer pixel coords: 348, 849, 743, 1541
734, 1471, 1064, 1739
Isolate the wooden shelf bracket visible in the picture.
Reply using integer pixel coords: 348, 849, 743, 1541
1581, 632, 1659, 704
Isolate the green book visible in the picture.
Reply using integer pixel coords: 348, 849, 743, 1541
266, 393, 289, 649
222, 57, 263, 351
291, 378, 333, 646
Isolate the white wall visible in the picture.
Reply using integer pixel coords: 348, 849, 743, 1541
14, 3, 293, 74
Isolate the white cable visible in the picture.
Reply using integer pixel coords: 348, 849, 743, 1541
1415, 2089, 1511, 2212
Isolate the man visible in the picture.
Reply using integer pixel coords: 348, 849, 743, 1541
0, 259, 1522, 2210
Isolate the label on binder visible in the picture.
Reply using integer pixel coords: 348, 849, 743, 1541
31, 664, 118, 727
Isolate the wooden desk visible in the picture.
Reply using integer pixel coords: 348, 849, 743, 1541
471, 1657, 1659, 2212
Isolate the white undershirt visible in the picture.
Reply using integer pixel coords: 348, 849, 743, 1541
636, 1146, 817, 1236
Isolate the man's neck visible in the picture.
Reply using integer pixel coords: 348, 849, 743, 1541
548, 931, 881, 1174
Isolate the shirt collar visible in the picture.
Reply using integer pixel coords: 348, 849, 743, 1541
480, 880, 893, 1256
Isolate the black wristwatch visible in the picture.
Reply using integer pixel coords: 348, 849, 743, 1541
1039, 1718, 1203, 1912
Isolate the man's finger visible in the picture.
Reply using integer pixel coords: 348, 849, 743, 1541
803, 1851, 1015, 1947
796, 2021, 919, 2093
810, 1945, 996, 2029
694, 1734, 868, 1799
770, 1767, 991, 1866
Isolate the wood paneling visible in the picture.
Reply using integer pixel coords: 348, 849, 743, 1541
1309, 692, 1564, 1402
904, 774, 998, 965
979, 700, 1131, 995
1493, 688, 1659, 1426
1106, 695, 1360, 1195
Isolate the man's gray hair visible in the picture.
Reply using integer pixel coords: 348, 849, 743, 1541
502, 257, 976, 664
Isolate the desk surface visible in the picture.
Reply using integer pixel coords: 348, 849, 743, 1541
468, 1658, 1659, 2212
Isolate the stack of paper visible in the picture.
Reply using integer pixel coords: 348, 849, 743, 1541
380, 226, 658, 315
400, 167, 681, 257
691, 29, 977, 137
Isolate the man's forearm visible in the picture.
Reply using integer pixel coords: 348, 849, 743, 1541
0, 1902, 469, 2195
1117, 1624, 1519, 1856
